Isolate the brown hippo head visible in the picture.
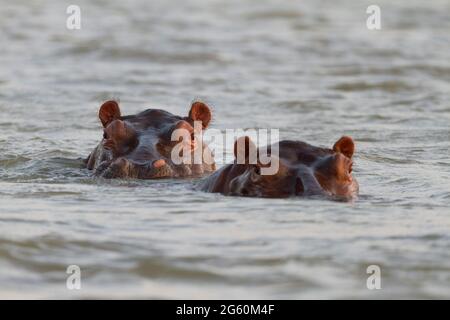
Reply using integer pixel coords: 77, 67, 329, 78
201, 136, 358, 200
85, 100, 216, 178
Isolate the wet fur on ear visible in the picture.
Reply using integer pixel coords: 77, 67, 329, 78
99, 100, 121, 128
234, 136, 257, 164
333, 136, 355, 159
188, 101, 212, 129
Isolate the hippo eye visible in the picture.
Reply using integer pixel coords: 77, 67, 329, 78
103, 132, 108, 139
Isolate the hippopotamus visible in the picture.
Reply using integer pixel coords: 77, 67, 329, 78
84, 100, 216, 178
200, 136, 358, 200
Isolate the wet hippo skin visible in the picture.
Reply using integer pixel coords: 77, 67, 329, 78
85, 100, 216, 178
201, 136, 359, 200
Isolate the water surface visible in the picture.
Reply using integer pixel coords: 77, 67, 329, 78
0, 0, 449, 299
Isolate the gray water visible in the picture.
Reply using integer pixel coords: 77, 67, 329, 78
0, 0, 449, 299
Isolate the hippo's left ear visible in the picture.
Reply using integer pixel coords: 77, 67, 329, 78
333, 136, 355, 158
188, 101, 212, 129
99, 100, 121, 128
234, 136, 257, 164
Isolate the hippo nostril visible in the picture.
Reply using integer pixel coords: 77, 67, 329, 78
153, 159, 166, 168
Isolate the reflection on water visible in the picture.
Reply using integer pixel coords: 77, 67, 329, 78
0, 0, 449, 299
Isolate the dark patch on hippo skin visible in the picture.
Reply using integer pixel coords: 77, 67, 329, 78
84, 100, 216, 179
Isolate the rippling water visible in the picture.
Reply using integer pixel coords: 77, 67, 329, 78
0, 0, 449, 299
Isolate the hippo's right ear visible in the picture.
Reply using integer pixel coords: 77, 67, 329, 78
333, 136, 355, 159
234, 136, 257, 164
188, 101, 212, 129
99, 100, 121, 127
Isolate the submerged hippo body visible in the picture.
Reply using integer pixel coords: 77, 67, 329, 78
201, 136, 358, 200
85, 100, 215, 178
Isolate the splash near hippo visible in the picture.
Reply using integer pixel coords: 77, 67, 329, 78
84, 100, 215, 178
201, 136, 358, 200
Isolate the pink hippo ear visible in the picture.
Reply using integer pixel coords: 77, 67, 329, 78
333, 136, 355, 159
188, 101, 212, 129
99, 100, 121, 128
234, 136, 257, 164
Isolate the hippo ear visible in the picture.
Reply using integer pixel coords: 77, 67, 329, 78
99, 100, 121, 128
188, 101, 212, 129
234, 136, 257, 164
333, 136, 355, 159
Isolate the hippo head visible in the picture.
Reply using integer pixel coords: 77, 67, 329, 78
202, 136, 358, 200
85, 100, 216, 178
